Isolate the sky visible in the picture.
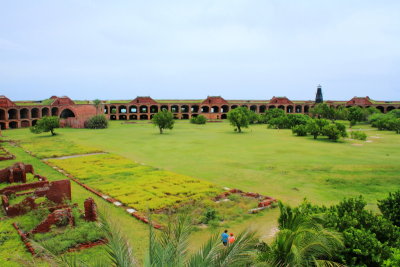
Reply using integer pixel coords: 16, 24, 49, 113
1, 0, 399, 101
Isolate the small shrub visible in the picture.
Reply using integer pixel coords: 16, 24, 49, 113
190, 115, 207, 124
292, 125, 308, 136
85, 115, 108, 129
351, 131, 367, 141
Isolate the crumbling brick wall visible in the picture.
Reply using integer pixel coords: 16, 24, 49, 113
0, 162, 34, 184
30, 208, 73, 234
84, 198, 97, 222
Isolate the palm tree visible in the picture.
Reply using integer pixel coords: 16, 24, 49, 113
36, 212, 258, 267
93, 99, 102, 115
256, 202, 345, 267
147, 213, 259, 267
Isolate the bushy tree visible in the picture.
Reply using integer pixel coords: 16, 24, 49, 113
227, 107, 252, 133
30, 116, 60, 136
348, 106, 364, 127
263, 108, 285, 123
152, 109, 174, 134
322, 124, 341, 141
378, 191, 400, 227
311, 103, 337, 121
292, 124, 308, 136
85, 115, 108, 129
190, 115, 207, 124
306, 118, 329, 139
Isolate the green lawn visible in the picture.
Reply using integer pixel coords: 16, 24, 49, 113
2, 121, 400, 265
7, 121, 398, 207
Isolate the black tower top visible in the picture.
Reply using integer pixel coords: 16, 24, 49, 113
315, 85, 323, 103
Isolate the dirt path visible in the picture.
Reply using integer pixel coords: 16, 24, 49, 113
42, 152, 107, 160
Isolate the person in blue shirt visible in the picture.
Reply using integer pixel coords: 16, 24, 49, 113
221, 229, 229, 246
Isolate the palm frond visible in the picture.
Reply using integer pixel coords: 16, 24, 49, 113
98, 213, 136, 267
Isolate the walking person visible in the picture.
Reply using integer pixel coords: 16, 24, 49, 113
228, 233, 235, 245
221, 230, 229, 246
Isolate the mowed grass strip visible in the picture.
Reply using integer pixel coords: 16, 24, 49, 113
17, 135, 102, 159
47, 154, 221, 211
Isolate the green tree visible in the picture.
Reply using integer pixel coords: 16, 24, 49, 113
264, 108, 285, 123
152, 109, 175, 134
227, 107, 252, 133
93, 99, 102, 115
378, 191, 400, 227
30, 116, 60, 136
306, 118, 328, 139
347, 106, 364, 127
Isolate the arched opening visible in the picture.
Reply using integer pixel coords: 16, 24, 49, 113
286, 105, 293, 113
259, 105, 266, 113
140, 114, 148, 120
376, 106, 384, 113
221, 105, 229, 113
150, 105, 159, 113
129, 105, 137, 113
211, 106, 219, 113
0, 109, 5, 120
181, 114, 189, 119
250, 105, 257, 112
20, 108, 29, 119
21, 120, 30, 128
139, 105, 148, 113
191, 105, 199, 113
42, 107, 50, 117
231, 105, 238, 110
129, 114, 137, 120
268, 105, 276, 109
51, 107, 59, 116
104, 106, 109, 114
171, 105, 179, 113
181, 105, 189, 113
119, 115, 127, 120
201, 106, 210, 113
160, 105, 168, 111
60, 109, 75, 119
110, 115, 116, 120
278, 105, 285, 111
0, 122, 5, 130
221, 114, 227, 119
9, 121, 18, 129
295, 105, 302, 113
304, 105, 310, 113
150, 114, 155, 119
31, 108, 39, 118
32, 120, 38, 126
387, 106, 395, 112
119, 105, 127, 113
241, 105, 248, 109
110, 106, 117, 114
191, 114, 198, 118
8, 109, 17, 120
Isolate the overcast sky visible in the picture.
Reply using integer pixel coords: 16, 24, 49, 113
1, 0, 399, 101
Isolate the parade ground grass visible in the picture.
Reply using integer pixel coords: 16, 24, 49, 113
2, 120, 400, 264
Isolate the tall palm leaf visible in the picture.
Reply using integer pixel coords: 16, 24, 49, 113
98, 213, 137, 267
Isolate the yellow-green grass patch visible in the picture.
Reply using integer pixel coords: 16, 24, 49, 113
47, 153, 221, 211
15, 135, 102, 159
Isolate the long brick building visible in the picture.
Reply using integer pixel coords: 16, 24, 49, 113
1, 89, 399, 130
